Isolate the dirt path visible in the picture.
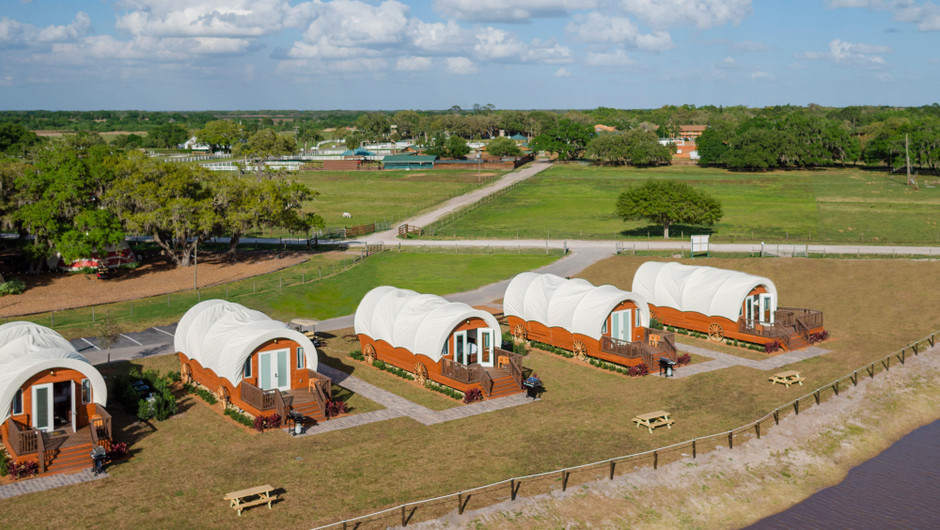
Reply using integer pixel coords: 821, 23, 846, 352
0, 251, 309, 317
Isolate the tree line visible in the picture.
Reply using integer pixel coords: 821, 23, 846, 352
0, 135, 321, 270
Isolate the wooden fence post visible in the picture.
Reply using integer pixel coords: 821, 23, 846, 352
692, 439, 697, 458
794, 400, 800, 415
510, 479, 516, 501
728, 432, 733, 449
401, 506, 407, 527
814, 391, 820, 405
773, 409, 779, 425
609, 461, 616, 480
458, 492, 464, 515
561, 469, 569, 491
851, 371, 858, 386
653, 450, 658, 470
755, 423, 761, 439
832, 382, 839, 396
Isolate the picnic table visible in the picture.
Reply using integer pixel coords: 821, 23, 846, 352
224, 484, 277, 516
632, 410, 675, 434
769, 370, 805, 388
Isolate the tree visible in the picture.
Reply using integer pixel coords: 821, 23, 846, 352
446, 135, 470, 158
196, 120, 247, 153
0, 123, 40, 155
586, 130, 673, 166
529, 118, 594, 160
486, 137, 522, 157
616, 180, 723, 238
106, 154, 217, 267
355, 113, 391, 141
148, 123, 189, 149
96, 312, 122, 365
232, 128, 296, 162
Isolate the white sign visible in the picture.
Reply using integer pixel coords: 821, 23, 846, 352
691, 234, 710, 254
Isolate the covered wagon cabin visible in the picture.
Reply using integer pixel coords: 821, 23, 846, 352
504, 273, 677, 368
354, 286, 524, 398
175, 300, 332, 423
631, 262, 825, 351
0, 322, 111, 476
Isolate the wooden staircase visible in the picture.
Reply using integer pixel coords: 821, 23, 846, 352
41, 435, 95, 476
486, 373, 523, 399
283, 393, 327, 423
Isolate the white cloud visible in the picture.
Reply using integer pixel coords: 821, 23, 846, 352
396, 55, 432, 71
827, 0, 940, 31
35, 12, 91, 42
0, 12, 91, 46
799, 39, 892, 66
750, 70, 773, 80
473, 27, 524, 60
619, 0, 752, 29
521, 39, 574, 63
445, 56, 476, 74
408, 20, 470, 53
115, 0, 291, 38
567, 12, 674, 51
434, 0, 599, 23
554, 66, 571, 77
586, 48, 636, 66
298, 0, 410, 46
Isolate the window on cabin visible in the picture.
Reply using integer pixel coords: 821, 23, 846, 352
82, 379, 91, 403
12, 388, 23, 415
601, 320, 608, 334
243, 358, 252, 378
297, 347, 305, 369
441, 340, 449, 356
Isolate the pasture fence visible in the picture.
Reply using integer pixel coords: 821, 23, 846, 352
420, 178, 533, 238
313, 330, 938, 529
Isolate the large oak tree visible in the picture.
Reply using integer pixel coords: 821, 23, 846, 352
617, 180, 723, 238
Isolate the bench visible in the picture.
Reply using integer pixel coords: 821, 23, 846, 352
769, 370, 805, 388
224, 484, 277, 516
632, 410, 675, 434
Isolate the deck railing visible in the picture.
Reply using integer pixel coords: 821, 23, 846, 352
307, 370, 333, 412
91, 404, 112, 448
479, 369, 495, 396
494, 348, 524, 389
739, 307, 823, 347
240, 381, 277, 412
6, 418, 38, 455
640, 328, 678, 362
440, 358, 481, 384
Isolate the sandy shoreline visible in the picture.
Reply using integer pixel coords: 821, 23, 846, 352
419, 344, 940, 529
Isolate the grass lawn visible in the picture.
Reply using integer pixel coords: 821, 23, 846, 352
255, 168, 506, 235
25, 250, 558, 340
1, 256, 936, 528
431, 164, 940, 245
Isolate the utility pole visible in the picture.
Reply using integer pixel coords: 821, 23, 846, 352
194, 240, 198, 290
905, 133, 916, 187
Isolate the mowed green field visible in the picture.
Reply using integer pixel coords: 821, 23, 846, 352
2, 256, 937, 528
435, 165, 940, 244
288, 168, 506, 229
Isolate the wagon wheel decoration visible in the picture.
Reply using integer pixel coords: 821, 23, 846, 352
512, 324, 527, 343
414, 362, 428, 384
217, 385, 231, 409
573, 340, 588, 361
180, 364, 192, 385
363, 343, 376, 364
708, 323, 724, 342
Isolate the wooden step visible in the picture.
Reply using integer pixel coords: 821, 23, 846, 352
292, 401, 326, 422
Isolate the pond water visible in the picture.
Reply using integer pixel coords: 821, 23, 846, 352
750, 418, 940, 529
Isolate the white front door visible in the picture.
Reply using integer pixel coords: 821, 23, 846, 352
32, 383, 53, 432
259, 350, 290, 391
453, 331, 468, 365
479, 329, 495, 367
611, 309, 632, 341
759, 293, 774, 324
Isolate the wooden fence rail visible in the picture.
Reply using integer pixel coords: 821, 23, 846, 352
315, 330, 937, 529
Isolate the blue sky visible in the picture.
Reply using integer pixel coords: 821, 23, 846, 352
1, 0, 938, 110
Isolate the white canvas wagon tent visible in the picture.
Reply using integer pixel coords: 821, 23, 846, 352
355, 286, 523, 396
176, 300, 330, 420
503, 273, 673, 366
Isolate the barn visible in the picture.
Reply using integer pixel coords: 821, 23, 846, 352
381, 153, 437, 170
354, 286, 524, 398
176, 300, 332, 422
631, 262, 825, 350
504, 273, 677, 368
0, 322, 111, 475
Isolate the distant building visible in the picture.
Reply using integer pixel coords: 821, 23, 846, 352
181, 136, 210, 152
382, 153, 437, 170
594, 124, 617, 133
679, 125, 707, 140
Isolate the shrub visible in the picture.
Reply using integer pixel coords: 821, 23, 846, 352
463, 388, 484, 404
588, 357, 631, 375
0, 448, 9, 477
649, 317, 664, 330
253, 413, 282, 432
350, 349, 364, 361
532, 341, 574, 358
628, 363, 649, 377
107, 442, 129, 460
224, 408, 254, 427
371, 359, 415, 380
764, 340, 782, 354
677, 353, 691, 366
0, 279, 26, 296
425, 381, 464, 400
325, 399, 349, 418
809, 330, 829, 343
182, 382, 218, 405
9, 460, 39, 480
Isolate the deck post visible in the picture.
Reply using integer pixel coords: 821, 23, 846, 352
609, 461, 616, 480
653, 450, 658, 470
692, 439, 697, 458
